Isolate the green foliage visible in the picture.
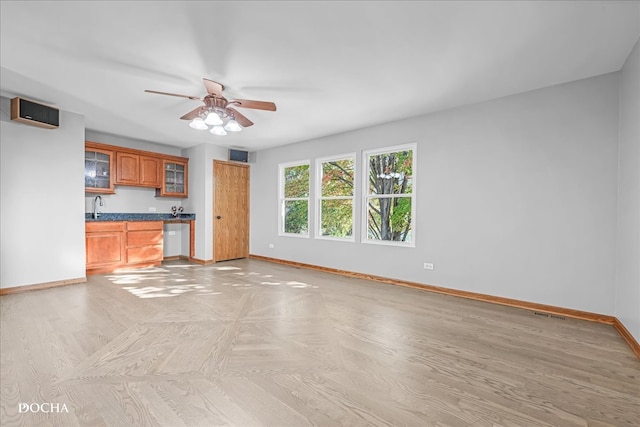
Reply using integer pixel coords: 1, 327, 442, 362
390, 198, 411, 237
368, 150, 413, 195
284, 200, 308, 234
319, 158, 354, 238
284, 164, 310, 198
367, 150, 413, 241
321, 199, 353, 238
281, 150, 413, 241
283, 164, 310, 234
321, 159, 354, 197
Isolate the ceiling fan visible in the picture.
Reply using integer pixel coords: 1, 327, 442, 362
145, 78, 276, 135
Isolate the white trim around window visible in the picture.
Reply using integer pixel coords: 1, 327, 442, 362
315, 153, 356, 242
362, 143, 416, 247
278, 160, 311, 238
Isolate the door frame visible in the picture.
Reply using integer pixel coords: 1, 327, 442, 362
213, 159, 250, 262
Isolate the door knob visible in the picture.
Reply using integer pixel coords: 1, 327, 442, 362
216, 215, 222, 219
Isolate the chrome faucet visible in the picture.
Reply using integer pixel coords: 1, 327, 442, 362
93, 195, 103, 219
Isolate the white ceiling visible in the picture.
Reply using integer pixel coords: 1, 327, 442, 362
1, 1, 638, 151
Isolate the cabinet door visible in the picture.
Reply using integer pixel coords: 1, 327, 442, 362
158, 160, 188, 197
86, 231, 124, 267
85, 148, 115, 193
116, 152, 139, 185
139, 156, 161, 187
126, 221, 163, 264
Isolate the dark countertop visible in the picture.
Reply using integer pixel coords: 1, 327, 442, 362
85, 213, 195, 222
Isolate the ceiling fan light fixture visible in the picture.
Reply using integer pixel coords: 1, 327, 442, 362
147, 77, 276, 133
189, 117, 208, 130
204, 111, 223, 126
210, 125, 227, 136
224, 119, 242, 132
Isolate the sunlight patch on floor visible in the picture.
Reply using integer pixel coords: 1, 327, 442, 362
122, 284, 222, 298
163, 264, 200, 269
107, 273, 176, 285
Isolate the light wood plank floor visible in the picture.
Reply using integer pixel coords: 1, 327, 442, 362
1, 259, 639, 426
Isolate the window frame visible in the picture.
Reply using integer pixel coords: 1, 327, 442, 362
362, 143, 417, 247
278, 160, 311, 238
315, 153, 356, 242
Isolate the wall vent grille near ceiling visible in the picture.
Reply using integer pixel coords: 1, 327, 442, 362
10, 97, 59, 129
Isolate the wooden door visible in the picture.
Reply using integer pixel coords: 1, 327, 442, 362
214, 160, 250, 262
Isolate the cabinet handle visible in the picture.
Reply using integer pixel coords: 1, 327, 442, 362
216, 215, 222, 219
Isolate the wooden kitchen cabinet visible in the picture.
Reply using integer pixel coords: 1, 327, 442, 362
85, 222, 126, 271
126, 221, 163, 264
139, 156, 162, 187
85, 142, 188, 195
157, 159, 188, 198
116, 152, 161, 187
85, 143, 115, 194
86, 221, 164, 275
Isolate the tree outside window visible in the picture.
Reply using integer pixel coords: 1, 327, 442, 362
317, 155, 355, 240
364, 144, 415, 245
279, 161, 310, 236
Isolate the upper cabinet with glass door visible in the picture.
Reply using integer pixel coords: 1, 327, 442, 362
85, 142, 115, 194
157, 159, 188, 198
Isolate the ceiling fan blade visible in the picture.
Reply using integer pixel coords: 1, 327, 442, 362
180, 106, 206, 120
231, 99, 277, 111
228, 107, 254, 127
203, 78, 224, 97
145, 90, 200, 101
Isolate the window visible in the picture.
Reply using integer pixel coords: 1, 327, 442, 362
363, 143, 416, 246
316, 154, 355, 240
279, 161, 310, 236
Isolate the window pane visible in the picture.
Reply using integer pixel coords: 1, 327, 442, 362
284, 164, 310, 198
367, 196, 412, 242
284, 200, 308, 234
96, 162, 110, 178
320, 199, 353, 238
96, 152, 109, 162
85, 160, 96, 178
321, 159, 354, 197
368, 150, 413, 195
95, 177, 110, 188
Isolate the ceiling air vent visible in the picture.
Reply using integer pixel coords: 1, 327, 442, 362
10, 97, 59, 129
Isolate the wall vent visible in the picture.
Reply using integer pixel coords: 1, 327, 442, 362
534, 311, 566, 320
10, 97, 59, 129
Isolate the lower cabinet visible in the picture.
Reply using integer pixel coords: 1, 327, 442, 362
86, 221, 164, 275
86, 222, 125, 268
126, 221, 163, 264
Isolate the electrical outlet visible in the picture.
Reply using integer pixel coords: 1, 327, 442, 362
268, 243, 274, 248
148, 207, 156, 212
423, 262, 434, 270
168, 231, 176, 236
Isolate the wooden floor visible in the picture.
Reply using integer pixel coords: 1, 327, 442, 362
1, 259, 639, 427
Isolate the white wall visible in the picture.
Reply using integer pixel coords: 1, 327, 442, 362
615, 37, 640, 341
182, 143, 228, 261
1, 96, 86, 288
251, 73, 620, 316
84, 130, 189, 257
